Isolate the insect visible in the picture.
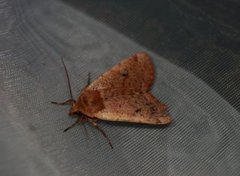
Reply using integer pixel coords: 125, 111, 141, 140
51, 52, 171, 148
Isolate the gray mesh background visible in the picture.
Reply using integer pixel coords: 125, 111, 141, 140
1, 0, 240, 175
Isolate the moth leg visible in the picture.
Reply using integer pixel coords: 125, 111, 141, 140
51, 99, 75, 106
89, 120, 113, 149
82, 123, 88, 138
64, 116, 86, 132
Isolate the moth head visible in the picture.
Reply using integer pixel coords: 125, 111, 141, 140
68, 100, 78, 116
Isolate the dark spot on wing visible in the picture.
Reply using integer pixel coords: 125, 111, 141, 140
120, 69, 128, 77
151, 106, 157, 111
135, 108, 141, 113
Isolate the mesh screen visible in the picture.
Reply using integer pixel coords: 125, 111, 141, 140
0, 0, 240, 175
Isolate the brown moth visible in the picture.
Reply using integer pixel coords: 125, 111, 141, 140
52, 52, 171, 148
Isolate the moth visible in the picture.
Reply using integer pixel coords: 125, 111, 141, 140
52, 52, 171, 148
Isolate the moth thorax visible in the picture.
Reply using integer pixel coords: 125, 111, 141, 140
77, 89, 105, 117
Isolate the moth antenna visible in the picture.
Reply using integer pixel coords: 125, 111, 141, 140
60, 57, 73, 100
87, 72, 91, 85
89, 120, 113, 149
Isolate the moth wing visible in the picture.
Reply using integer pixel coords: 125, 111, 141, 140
86, 52, 154, 94
93, 93, 171, 125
